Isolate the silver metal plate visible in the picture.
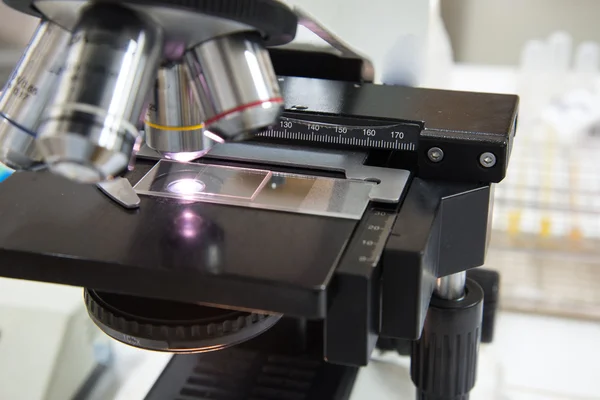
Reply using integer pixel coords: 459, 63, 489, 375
137, 143, 411, 203
293, 7, 374, 82
96, 177, 141, 209
133, 160, 375, 220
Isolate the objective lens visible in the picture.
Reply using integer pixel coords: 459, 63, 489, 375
145, 63, 215, 159
37, 4, 163, 183
0, 20, 69, 169
185, 32, 283, 142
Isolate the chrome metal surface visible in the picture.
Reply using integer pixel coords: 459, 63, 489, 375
185, 33, 282, 142
34, 0, 255, 48
0, 20, 70, 169
137, 143, 411, 203
145, 63, 215, 158
206, 143, 410, 203
427, 147, 444, 163
479, 152, 497, 168
37, 4, 163, 183
435, 272, 467, 300
294, 7, 374, 82
0, 116, 38, 169
135, 160, 375, 219
97, 177, 140, 209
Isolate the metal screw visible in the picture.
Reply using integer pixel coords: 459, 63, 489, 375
479, 152, 497, 168
427, 147, 444, 163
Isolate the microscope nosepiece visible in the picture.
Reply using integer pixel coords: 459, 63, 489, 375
36, 4, 163, 183
185, 32, 283, 142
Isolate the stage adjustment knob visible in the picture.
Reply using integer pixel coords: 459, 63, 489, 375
467, 268, 500, 343
411, 279, 484, 400
84, 289, 281, 353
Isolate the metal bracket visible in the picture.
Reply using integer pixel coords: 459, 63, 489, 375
137, 143, 410, 203
293, 7, 375, 83
96, 177, 140, 209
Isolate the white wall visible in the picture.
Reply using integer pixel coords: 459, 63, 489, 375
441, 0, 600, 65
0, 1, 437, 82
287, 0, 432, 81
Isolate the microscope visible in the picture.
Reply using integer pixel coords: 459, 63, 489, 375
0, 1, 518, 399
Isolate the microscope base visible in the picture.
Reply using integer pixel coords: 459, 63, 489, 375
146, 350, 358, 400
144, 318, 358, 400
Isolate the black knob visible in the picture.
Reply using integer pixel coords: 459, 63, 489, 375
467, 268, 500, 343
84, 289, 281, 353
411, 279, 484, 400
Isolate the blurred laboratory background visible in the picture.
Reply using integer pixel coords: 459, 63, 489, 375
1, 0, 599, 399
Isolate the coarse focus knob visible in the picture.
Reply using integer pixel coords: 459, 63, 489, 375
411, 279, 484, 400
467, 268, 500, 343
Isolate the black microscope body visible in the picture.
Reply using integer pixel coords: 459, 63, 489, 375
0, 0, 518, 398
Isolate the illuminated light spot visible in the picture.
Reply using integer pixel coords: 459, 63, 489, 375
167, 179, 205, 195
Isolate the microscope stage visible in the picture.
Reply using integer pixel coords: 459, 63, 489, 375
0, 162, 360, 318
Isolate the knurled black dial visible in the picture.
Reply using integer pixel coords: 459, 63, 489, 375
84, 288, 282, 353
